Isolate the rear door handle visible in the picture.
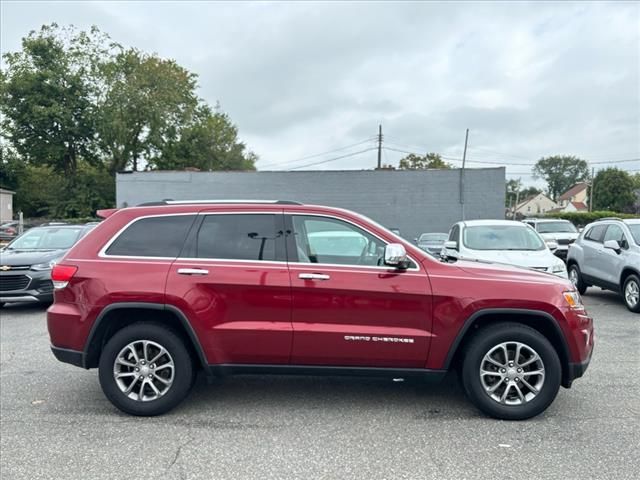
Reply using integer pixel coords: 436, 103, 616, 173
298, 273, 330, 281
177, 268, 209, 276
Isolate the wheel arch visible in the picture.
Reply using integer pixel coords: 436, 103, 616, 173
444, 308, 573, 388
83, 302, 208, 372
620, 267, 640, 290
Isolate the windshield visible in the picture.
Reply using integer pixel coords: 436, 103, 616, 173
463, 225, 546, 251
628, 224, 640, 245
7, 227, 83, 250
537, 221, 578, 234
419, 233, 448, 242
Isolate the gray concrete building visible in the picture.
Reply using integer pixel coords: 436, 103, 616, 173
116, 168, 505, 240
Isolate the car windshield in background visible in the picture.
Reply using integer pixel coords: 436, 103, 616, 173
463, 225, 546, 251
628, 224, 640, 244
419, 233, 448, 242
7, 227, 83, 250
537, 222, 578, 234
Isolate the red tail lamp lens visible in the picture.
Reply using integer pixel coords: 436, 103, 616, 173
51, 264, 78, 289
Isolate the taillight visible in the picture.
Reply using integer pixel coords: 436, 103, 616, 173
51, 264, 78, 289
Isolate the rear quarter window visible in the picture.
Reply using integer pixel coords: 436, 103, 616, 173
105, 215, 196, 257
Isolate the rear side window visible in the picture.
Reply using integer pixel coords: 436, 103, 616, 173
584, 224, 606, 243
105, 215, 195, 257
195, 214, 279, 261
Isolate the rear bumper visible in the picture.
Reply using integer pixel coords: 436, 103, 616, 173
51, 346, 85, 368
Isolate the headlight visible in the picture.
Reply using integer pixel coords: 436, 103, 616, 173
552, 262, 566, 273
31, 259, 58, 271
563, 290, 584, 309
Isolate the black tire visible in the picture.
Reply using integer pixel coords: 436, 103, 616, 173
622, 274, 640, 313
568, 264, 587, 295
461, 322, 561, 420
98, 323, 194, 416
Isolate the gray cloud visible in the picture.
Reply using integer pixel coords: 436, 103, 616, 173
2, 0, 639, 183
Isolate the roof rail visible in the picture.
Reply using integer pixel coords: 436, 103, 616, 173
136, 199, 303, 206
595, 217, 623, 222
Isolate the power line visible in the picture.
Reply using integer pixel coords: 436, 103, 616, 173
258, 138, 376, 169
280, 147, 378, 171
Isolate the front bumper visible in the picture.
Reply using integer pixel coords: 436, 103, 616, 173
0, 270, 54, 304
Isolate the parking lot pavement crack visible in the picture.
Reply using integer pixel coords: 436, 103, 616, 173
165, 437, 195, 479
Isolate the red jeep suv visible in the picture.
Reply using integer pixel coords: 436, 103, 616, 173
47, 201, 593, 420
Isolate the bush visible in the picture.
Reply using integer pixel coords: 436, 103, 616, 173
543, 211, 638, 227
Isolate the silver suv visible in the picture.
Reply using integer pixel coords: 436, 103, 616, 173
567, 218, 640, 312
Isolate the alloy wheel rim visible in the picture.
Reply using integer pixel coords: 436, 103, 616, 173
625, 280, 639, 307
479, 341, 545, 406
113, 340, 175, 402
569, 268, 578, 286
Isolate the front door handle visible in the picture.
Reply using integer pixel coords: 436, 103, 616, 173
298, 273, 330, 281
177, 268, 209, 276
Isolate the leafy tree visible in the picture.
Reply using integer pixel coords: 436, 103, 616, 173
0, 24, 115, 175
532, 155, 590, 201
0, 143, 25, 191
97, 49, 199, 172
152, 103, 257, 171
398, 153, 451, 170
592, 168, 635, 212
505, 178, 541, 207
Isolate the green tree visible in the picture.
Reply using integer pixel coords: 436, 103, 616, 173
97, 49, 199, 172
505, 178, 541, 207
152, 103, 257, 171
592, 168, 635, 212
0, 143, 25, 191
398, 153, 451, 170
0, 24, 114, 175
532, 155, 590, 201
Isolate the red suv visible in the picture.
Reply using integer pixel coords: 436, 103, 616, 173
47, 201, 593, 419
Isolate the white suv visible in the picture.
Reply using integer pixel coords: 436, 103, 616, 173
441, 220, 568, 278
523, 218, 579, 261
567, 218, 640, 312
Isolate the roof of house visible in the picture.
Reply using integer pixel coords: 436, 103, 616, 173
515, 192, 555, 210
571, 201, 588, 211
558, 182, 588, 201
0, 188, 16, 194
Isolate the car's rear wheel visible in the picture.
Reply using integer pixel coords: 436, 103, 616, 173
99, 323, 194, 416
568, 264, 587, 295
623, 274, 640, 313
461, 323, 561, 420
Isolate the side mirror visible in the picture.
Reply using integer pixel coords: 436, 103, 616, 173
384, 243, 408, 268
413, 238, 418, 244
604, 239, 621, 253
443, 240, 458, 251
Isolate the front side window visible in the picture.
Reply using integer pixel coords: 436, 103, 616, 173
603, 224, 627, 247
105, 215, 195, 257
195, 214, 278, 261
291, 215, 386, 266
463, 225, 545, 251
448, 225, 460, 243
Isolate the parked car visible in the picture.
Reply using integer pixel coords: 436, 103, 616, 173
441, 220, 568, 278
523, 218, 579, 260
0, 221, 33, 242
415, 232, 448, 255
0, 223, 96, 306
48, 200, 592, 420
567, 217, 640, 312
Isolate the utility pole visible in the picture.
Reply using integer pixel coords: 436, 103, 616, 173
377, 124, 383, 169
460, 128, 469, 220
589, 167, 595, 212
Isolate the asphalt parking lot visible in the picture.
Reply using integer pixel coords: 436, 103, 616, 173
0, 291, 638, 480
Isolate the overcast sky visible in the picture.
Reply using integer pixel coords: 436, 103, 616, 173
2, 1, 639, 184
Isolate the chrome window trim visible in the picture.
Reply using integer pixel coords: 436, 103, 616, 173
99, 211, 281, 260
98, 213, 198, 259
285, 211, 421, 272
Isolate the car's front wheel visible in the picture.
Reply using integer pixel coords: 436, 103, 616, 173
568, 264, 587, 295
623, 274, 640, 313
461, 323, 561, 420
98, 323, 195, 416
